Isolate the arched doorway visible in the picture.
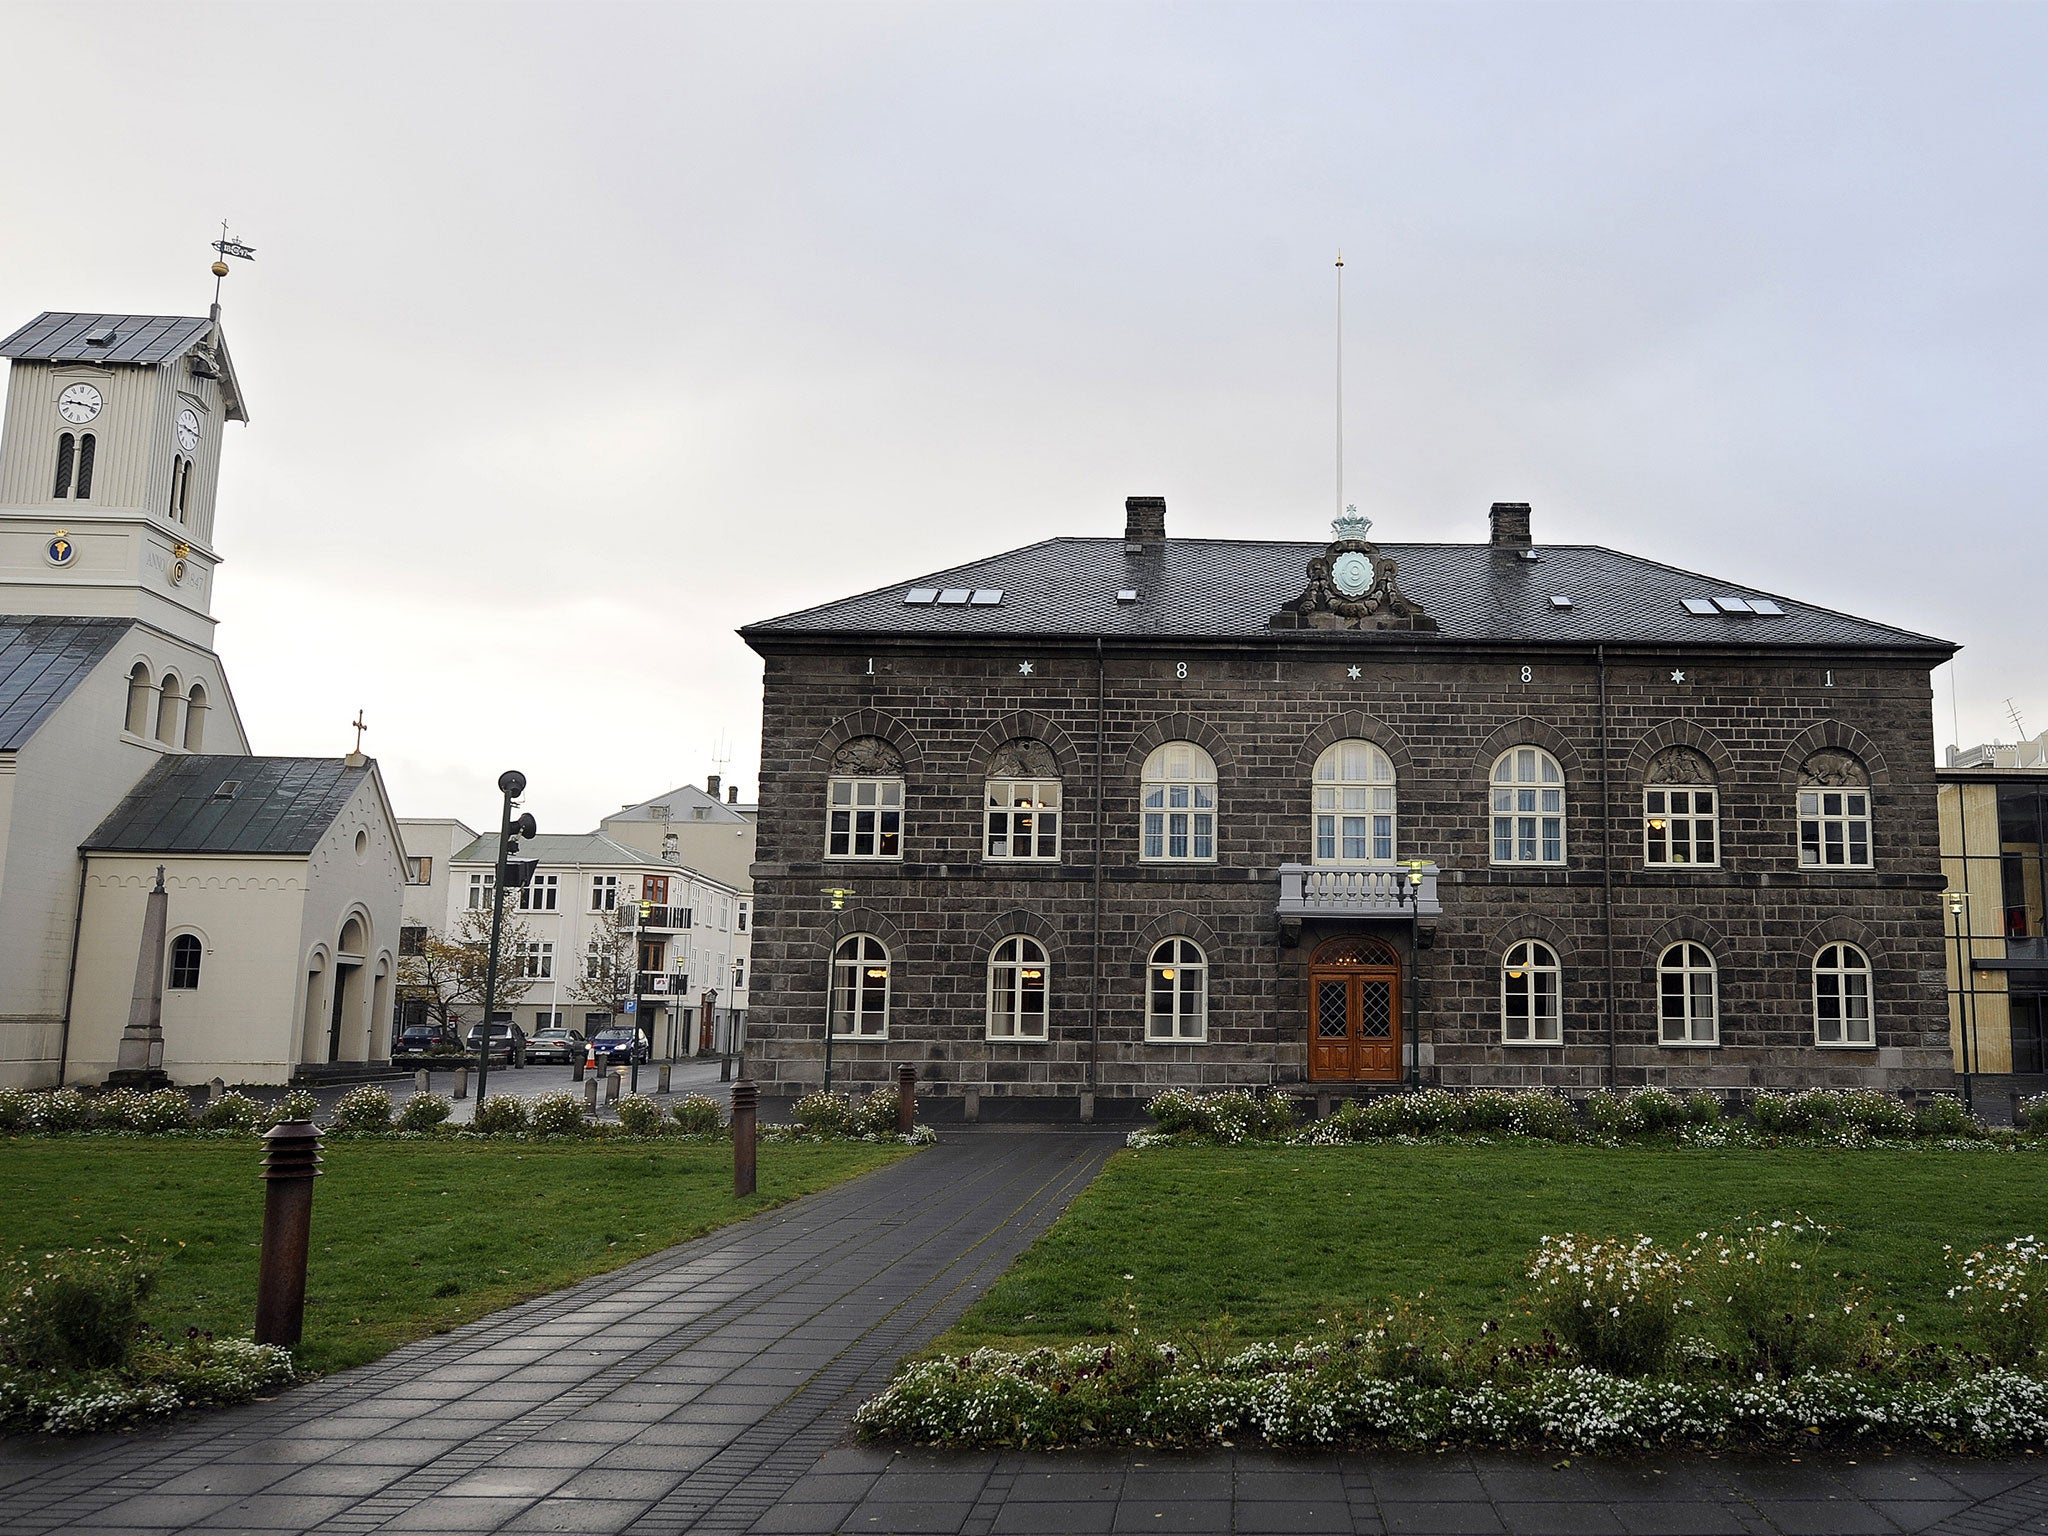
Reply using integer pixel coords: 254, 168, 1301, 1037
1308, 935, 1402, 1082
330, 916, 368, 1063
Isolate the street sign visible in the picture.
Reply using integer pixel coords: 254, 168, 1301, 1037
623, 1000, 637, 1014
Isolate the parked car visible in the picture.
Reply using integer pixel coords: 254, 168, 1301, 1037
589, 1026, 650, 1065
393, 1023, 461, 1056
461, 1021, 528, 1062
525, 1028, 586, 1065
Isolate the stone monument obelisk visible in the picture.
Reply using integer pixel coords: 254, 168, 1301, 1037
108, 866, 172, 1089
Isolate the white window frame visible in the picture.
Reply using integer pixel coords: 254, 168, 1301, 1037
585, 935, 605, 980
985, 778, 1063, 861
1141, 743, 1217, 863
1313, 740, 1397, 863
1814, 943, 1875, 1047
1146, 937, 1208, 1043
987, 936, 1050, 1041
732, 956, 746, 990
1501, 940, 1561, 1044
1644, 786, 1719, 867
827, 777, 904, 860
737, 901, 749, 934
1658, 942, 1718, 1045
590, 873, 618, 912
1491, 747, 1566, 865
518, 940, 555, 981
517, 872, 559, 912
1799, 787, 1872, 869
831, 934, 890, 1038
466, 871, 494, 910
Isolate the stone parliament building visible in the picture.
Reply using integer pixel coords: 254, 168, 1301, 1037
740, 497, 1958, 1116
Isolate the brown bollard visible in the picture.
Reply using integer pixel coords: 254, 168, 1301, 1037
731, 1078, 757, 1198
255, 1120, 322, 1348
897, 1062, 916, 1135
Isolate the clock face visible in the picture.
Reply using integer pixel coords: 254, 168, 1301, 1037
57, 383, 103, 425
1331, 550, 1375, 597
175, 408, 200, 452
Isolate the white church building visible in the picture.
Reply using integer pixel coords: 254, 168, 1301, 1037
0, 305, 403, 1087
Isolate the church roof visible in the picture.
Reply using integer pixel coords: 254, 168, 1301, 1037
0, 616, 133, 751
0, 312, 248, 422
742, 537, 1954, 653
84, 755, 371, 856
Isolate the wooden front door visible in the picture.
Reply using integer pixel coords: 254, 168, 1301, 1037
1308, 936, 1402, 1082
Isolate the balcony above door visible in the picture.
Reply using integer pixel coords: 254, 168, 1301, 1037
1277, 862, 1441, 937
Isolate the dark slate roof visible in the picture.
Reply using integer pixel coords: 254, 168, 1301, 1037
84, 756, 370, 856
742, 537, 1953, 652
0, 616, 133, 751
0, 313, 214, 366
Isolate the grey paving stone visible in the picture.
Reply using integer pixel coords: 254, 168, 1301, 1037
1235, 1470, 1349, 1503
85, 1492, 240, 1525
1610, 1503, 1754, 1536
1367, 1467, 1493, 1504
1107, 1498, 1230, 1533
989, 1499, 1119, 1533
190, 1494, 364, 1527
380, 1495, 542, 1530
1003, 1470, 1126, 1501
843, 1500, 983, 1533
1495, 1501, 1628, 1535
1120, 1468, 1232, 1501
1380, 1504, 1508, 1535
148, 1464, 296, 1496
1864, 1499, 1972, 1532
552, 1467, 689, 1500
862, 1471, 995, 1503
1233, 1500, 1357, 1533
438, 1466, 582, 1498
748, 1501, 861, 1534
1829, 1465, 1969, 1501
496, 1498, 655, 1532
1753, 1501, 1897, 1535
773, 1473, 891, 1504
262, 1463, 415, 1496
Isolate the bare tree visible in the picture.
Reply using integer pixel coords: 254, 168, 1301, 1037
396, 905, 539, 1031
571, 902, 637, 1022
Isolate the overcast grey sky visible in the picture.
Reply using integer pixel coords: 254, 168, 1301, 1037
3, 2, 2042, 833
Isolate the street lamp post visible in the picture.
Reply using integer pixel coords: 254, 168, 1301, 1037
477, 771, 536, 1105
822, 887, 855, 1092
1394, 859, 1426, 1093
1949, 890, 1978, 1110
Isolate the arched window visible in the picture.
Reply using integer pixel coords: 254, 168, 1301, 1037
1146, 937, 1207, 1042
827, 738, 904, 860
155, 673, 183, 745
1798, 751, 1872, 868
1814, 944, 1874, 1047
53, 433, 75, 498
1501, 940, 1561, 1043
831, 934, 890, 1038
74, 433, 95, 499
987, 936, 1049, 1040
1658, 943, 1718, 1045
169, 457, 188, 521
1644, 747, 1718, 867
985, 740, 1061, 861
182, 683, 208, 751
1491, 747, 1566, 865
1313, 740, 1397, 862
167, 934, 203, 990
1141, 742, 1216, 862
124, 663, 153, 736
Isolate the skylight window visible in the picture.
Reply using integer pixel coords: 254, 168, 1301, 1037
1682, 599, 1718, 616
1549, 596, 1574, 610
1748, 599, 1785, 616
84, 326, 117, 346
937, 589, 971, 605
903, 588, 938, 605
969, 589, 1003, 606
1116, 589, 1138, 603
1712, 597, 1754, 615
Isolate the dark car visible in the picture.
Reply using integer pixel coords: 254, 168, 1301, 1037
525, 1028, 585, 1065
461, 1021, 528, 1062
393, 1023, 461, 1057
589, 1027, 650, 1065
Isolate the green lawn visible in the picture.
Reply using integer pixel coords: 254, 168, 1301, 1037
0, 1138, 906, 1374
945, 1144, 2046, 1353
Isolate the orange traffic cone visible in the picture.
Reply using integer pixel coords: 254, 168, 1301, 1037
584, 1042, 598, 1073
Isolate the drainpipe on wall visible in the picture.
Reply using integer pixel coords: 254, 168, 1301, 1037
1599, 644, 1618, 1090
1088, 637, 1106, 1098
55, 851, 89, 1086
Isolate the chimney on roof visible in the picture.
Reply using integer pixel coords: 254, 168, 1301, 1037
707, 773, 721, 799
1489, 502, 1532, 548
1124, 495, 1166, 552
728, 785, 739, 804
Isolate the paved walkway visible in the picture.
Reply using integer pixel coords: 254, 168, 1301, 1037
2, 1129, 2044, 1536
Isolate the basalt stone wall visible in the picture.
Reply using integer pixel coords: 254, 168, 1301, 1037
745, 639, 1955, 1107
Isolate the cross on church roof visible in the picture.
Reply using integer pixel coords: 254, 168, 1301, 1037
351, 711, 367, 753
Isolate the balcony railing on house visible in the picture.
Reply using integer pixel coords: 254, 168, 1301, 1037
635, 970, 691, 999
625, 904, 692, 932
1276, 861, 1442, 919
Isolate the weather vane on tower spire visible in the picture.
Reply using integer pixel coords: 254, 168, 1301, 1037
208, 222, 257, 313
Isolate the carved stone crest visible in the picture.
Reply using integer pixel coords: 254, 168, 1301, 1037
1646, 746, 1715, 786
1799, 749, 1868, 787
1269, 513, 1435, 632
989, 739, 1059, 778
831, 736, 902, 776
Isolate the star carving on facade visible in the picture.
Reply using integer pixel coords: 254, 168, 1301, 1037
1671, 669, 1687, 683
1347, 665, 1362, 680
1017, 661, 1034, 676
